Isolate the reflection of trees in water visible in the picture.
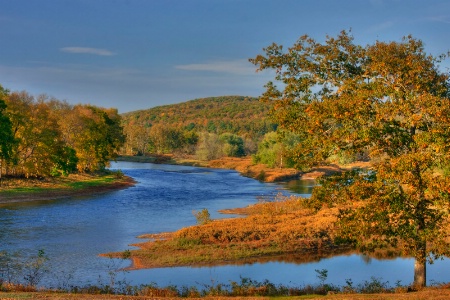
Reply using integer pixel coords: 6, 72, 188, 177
186, 247, 406, 269
240, 248, 404, 267
284, 179, 315, 195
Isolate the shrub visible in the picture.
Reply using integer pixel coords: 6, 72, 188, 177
193, 208, 212, 225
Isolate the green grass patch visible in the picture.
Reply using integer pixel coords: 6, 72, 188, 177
0, 172, 132, 203
65, 175, 116, 190
0, 186, 53, 194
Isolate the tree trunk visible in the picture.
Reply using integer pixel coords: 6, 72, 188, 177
413, 171, 427, 289
413, 237, 427, 288
413, 258, 426, 288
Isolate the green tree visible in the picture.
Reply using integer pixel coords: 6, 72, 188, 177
181, 129, 199, 155
195, 132, 223, 161
219, 133, 245, 157
4, 92, 74, 177
251, 31, 450, 287
253, 131, 300, 168
148, 124, 185, 154
123, 123, 151, 156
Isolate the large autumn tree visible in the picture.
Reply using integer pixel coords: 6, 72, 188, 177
250, 31, 450, 287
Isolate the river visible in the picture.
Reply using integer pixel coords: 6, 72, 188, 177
0, 161, 449, 288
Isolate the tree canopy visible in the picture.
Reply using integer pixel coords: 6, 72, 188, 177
0, 87, 124, 177
251, 31, 450, 287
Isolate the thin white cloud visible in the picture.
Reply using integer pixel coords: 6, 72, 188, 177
175, 59, 255, 75
60, 47, 116, 56
368, 21, 395, 33
428, 15, 450, 24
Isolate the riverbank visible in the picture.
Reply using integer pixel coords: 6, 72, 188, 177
0, 172, 135, 204
4, 285, 450, 299
116, 155, 369, 182
5, 286, 450, 299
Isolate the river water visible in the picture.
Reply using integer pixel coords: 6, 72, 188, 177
0, 161, 449, 288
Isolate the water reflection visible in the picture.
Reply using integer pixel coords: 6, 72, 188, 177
282, 179, 316, 195
124, 252, 450, 288
125, 254, 449, 288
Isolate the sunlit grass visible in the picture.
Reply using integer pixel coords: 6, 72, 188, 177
65, 175, 116, 189
0, 171, 133, 203
106, 194, 357, 269
1, 186, 51, 194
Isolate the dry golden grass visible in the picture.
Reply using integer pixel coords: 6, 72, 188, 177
206, 157, 303, 182
105, 194, 356, 270
205, 157, 370, 182
5, 288, 450, 299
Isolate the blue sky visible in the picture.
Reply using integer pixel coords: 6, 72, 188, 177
1, 0, 450, 113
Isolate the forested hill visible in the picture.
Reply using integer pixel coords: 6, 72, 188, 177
121, 96, 276, 138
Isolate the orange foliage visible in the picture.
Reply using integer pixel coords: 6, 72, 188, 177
175, 194, 339, 252
104, 194, 354, 269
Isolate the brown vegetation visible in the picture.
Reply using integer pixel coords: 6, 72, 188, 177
205, 156, 371, 182
4, 289, 450, 299
207, 157, 302, 182
106, 195, 359, 269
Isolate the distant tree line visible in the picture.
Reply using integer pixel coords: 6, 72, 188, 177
122, 121, 250, 160
0, 85, 124, 178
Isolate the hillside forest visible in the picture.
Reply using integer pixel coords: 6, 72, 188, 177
120, 96, 286, 162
